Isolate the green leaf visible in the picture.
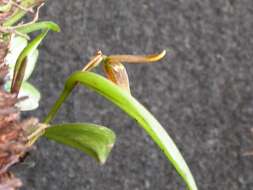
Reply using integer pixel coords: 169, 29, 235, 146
16, 21, 61, 34
6, 36, 39, 81
44, 123, 116, 164
4, 81, 41, 111
11, 30, 48, 92
44, 71, 198, 190
23, 49, 39, 81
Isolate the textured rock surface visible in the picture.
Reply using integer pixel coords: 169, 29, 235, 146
16, 0, 253, 189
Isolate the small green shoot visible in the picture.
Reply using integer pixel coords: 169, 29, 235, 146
43, 66, 197, 190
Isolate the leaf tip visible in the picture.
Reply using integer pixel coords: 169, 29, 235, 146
98, 141, 116, 165
47, 22, 61, 32
54, 24, 61, 32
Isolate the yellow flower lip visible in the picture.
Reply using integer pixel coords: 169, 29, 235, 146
106, 50, 166, 64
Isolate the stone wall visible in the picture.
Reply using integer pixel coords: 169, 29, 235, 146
17, 1, 253, 189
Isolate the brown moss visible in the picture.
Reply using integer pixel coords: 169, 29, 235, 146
0, 3, 40, 187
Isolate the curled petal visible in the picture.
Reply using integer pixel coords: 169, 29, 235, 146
103, 62, 130, 93
82, 50, 104, 71
106, 50, 166, 64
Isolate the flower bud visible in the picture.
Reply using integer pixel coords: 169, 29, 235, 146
103, 62, 130, 93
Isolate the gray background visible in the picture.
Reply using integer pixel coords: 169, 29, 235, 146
15, 0, 253, 190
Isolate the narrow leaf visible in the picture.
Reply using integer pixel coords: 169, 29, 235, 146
11, 30, 48, 92
6, 36, 39, 82
44, 123, 116, 164
23, 49, 39, 81
16, 21, 61, 34
44, 71, 198, 190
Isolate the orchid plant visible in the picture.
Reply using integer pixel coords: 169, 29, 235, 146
0, 1, 198, 190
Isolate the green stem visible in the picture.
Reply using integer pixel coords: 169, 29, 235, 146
44, 56, 104, 123
15, 21, 60, 34
44, 85, 74, 124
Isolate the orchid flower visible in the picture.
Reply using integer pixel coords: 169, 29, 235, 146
81, 50, 166, 93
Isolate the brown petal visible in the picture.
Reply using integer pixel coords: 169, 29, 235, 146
103, 62, 130, 93
81, 50, 104, 71
106, 50, 166, 64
